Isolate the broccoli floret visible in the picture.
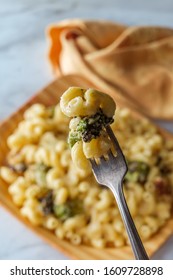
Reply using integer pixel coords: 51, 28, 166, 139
125, 160, 150, 184
76, 119, 88, 133
80, 109, 113, 142
68, 109, 114, 147
68, 131, 81, 148
53, 199, 83, 221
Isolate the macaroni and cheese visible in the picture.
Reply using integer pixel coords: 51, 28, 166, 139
0, 96, 173, 248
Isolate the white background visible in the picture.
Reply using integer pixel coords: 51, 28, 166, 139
0, 260, 172, 279
0, 0, 173, 259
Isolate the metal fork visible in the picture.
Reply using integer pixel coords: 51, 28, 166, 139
89, 125, 149, 260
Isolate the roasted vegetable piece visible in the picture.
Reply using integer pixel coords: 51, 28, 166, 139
125, 160, 150, 183
154, 177, 171, 195
53, 199, 83, 221
9, 162, 27, 174
68, 109, 113, 147
39, 190, 54, 215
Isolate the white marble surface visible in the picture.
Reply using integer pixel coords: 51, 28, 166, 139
0, 0, 173, 260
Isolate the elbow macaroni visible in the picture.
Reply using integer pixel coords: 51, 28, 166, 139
60, 87, 115, 118
60, 87, 116, 169
0, 99, 173, 248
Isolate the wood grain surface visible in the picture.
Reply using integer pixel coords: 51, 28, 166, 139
0, 74, 173, 259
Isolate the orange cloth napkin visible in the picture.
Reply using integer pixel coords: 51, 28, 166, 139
47, 19, 173, 120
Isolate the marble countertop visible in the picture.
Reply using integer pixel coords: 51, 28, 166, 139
0, 0, 173, 260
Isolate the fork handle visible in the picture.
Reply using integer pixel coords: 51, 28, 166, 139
112, 182, 149, 260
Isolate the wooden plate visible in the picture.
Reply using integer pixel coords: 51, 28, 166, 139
0, 74, 173, 259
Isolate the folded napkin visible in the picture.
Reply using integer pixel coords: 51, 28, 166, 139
47, 19, 173, 120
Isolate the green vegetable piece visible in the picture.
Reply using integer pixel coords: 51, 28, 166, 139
125, 171, 139, 182
54, 204, 72, 221
35, 163, 49, 187
54, 199, 83, 221
76, 119, 88, 133
68, 109, 114, 146
125, 160, 150, 184
68, 131, 81, 148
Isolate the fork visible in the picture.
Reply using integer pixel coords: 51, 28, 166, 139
89, 125, 149, 260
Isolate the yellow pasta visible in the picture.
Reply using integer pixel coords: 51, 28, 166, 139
7, 133, 29, 150
55, 226, 66, 239
60, 87, 115, 117
60, 87, 116, 170
0, 101, 172, 249
54, 187, 69, 204
113, 234, 126, 247
20, 206, 43, 226
0, 166, 18, 183
8, 177, 28, 195
23, 104, 47, 119
21, 145, 38, 163
83, 131, 111, 159
63, 215, 87, 231
69, 233, 82, 245
43, 216, 60, 230
71, 142, 90, 171
91, 238, 106, 248
46, 167, 65, 188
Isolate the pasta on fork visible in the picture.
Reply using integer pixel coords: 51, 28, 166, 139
60, 87, 116, 169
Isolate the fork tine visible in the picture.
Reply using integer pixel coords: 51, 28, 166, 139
89, 158, 101, 182
100, 155, 106, 164
106, 125, 124, 157
106, 125, 128, 172
106, 125, 120, 151
89, 158, 97, 170
107, 149, 116, 160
